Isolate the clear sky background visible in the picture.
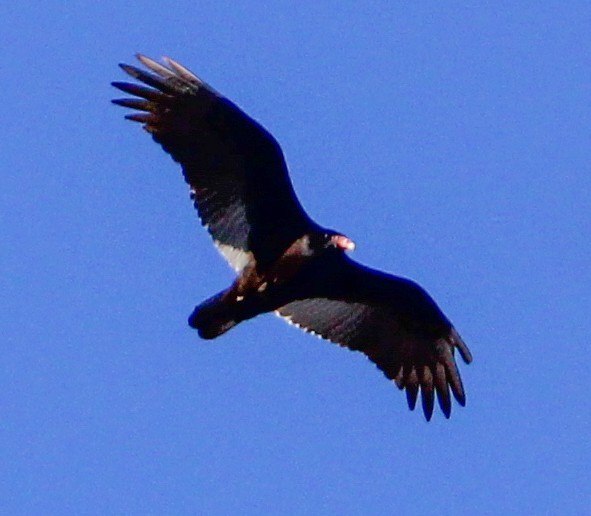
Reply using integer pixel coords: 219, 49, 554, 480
2, 2, 590, 514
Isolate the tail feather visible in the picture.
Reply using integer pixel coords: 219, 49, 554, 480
188, 290, 240, 339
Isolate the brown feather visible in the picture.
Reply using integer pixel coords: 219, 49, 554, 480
136, 54, 177, 79
111, 81, 169, 102
434, 362, 451, 418
118, 64, 178, 95
420, 365, 435, 421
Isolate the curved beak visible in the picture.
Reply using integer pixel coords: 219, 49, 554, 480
331, 235, 356, 252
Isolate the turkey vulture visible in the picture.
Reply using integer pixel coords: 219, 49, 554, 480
112, 55, 472, 420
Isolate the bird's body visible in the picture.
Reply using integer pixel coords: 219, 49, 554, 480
112, 55, 472, 420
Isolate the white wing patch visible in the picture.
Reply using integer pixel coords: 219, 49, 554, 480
214, 241, 252, 273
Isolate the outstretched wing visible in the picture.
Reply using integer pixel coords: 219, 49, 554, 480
112, 55, 314, 271
276, 254, 472, 420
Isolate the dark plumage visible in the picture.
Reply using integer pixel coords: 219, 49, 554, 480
112, 55, 473, 420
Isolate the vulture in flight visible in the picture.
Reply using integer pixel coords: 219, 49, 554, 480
112, 55, 472, 420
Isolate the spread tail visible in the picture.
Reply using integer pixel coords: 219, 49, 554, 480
188, 290, 240, 339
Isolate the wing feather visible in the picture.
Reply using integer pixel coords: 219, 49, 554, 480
276, 254, 472, 420
112, 55, 314, 270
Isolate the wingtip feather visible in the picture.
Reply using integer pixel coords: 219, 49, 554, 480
434, 363, 452, 418
136, 54, 176, 79
163, 56, 194, 77
112, 98, 153, 111
118, 63, 141, 78
420, 366, 435, 421
451, 328, 473, 364
117, 63, 178, 95
124, 113, 156, 123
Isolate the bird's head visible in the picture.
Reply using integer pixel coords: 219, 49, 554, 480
328, 233, 356, 252
308, 230, 356, 254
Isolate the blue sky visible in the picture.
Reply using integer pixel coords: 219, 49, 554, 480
2, 2, 590, 514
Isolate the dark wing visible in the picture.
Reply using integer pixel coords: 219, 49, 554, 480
276, 254, 472, 420
112, 55, 315, 271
